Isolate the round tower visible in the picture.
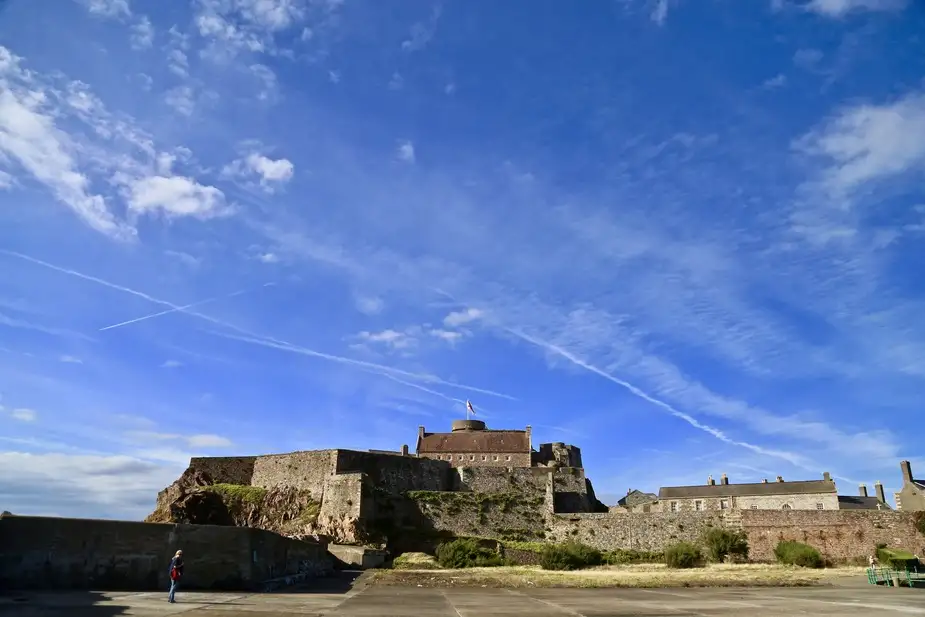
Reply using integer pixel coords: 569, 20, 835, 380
451, 419, 486, 432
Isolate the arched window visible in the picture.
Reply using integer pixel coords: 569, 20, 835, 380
781, 504, 792, 510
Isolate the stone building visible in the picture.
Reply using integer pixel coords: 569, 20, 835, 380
616, 489, 658, 510
894, 460, 925, 512
416, 420, 533, 467
838, 482, 891, 510
654, 473, 839, 512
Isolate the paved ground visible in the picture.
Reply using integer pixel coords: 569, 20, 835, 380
3, 576, 924, 616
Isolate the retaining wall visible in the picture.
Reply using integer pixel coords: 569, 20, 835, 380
0, 515, 331, 590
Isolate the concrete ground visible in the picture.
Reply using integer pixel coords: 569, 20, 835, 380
3, 576, 924, 616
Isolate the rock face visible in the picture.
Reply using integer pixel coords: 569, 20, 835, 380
146, 468, 324, 540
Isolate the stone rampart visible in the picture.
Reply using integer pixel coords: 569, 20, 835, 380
189, 456, 257, 485
0, 515, 331, 590
408, 491, 547, 541
739, 510, 923, 562
251, 450, 337, 494
454, 466, 550, 493
336, 450, 451, 494
544, 510, 924, 563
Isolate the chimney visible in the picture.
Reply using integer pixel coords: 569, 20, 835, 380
400, 444, 409, 456
859, 484, 868, 497
901, 460, 914, 485
720, 473, 729, 485
526, 425, 532, 450
707, 475, 715, 486
418, 425, 426, 440
762, 478, 768, 483
823, 472, 831, 482
875, 481, 886, 504
776, 475, 784, 483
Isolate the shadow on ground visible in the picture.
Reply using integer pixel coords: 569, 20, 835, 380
281, 570, 368, 595
0, 590, 131, 617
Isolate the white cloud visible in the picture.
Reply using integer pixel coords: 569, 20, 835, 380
165, 85, 196, 115
127, 175, 229, 219
357, 329, 415, 350
130, 16, 154, 49
762, 74, 787, 89
388, 72, 404, 91
185, 434, 233, 448
651, 0, 669, 25
0, 170, 13, 188
222, 152, 295, 192
160, 359, 182, 368
10, 408, 37, 422
328, 70, 341, 84
0, 451, 183, 519
397, 140, 415, 163
793, 48, 823, 69
401, 5, 441, 52
59, 355, 83, 364
250, 63, 278, 101
355, 295, 384, 315
797, 91, 925, 199
804, 0, 907, 17
443, 307, 483, 327
429, 329, 464, 344
257, 251, 280, 263
0, 47, 131, 239
82, 0, 131, 18
167, 49, 190, 78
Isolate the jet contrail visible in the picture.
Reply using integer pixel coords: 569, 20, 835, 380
0, 250, 517, 401
99, 288, 254, 331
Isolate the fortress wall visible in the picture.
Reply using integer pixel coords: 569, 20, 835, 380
251, 450, 337, 496
411, 491, 548, 541
552, 468, 591, 512
740, 510, 923, 562
0, 516, 330, 591
454, 466, 550, 493
548, 512, 726, 551
335, 450, 451, 494
188, 456, 257, 485
546, 510, 923, 563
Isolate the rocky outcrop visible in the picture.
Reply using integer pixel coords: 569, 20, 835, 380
146, 468, 325, 540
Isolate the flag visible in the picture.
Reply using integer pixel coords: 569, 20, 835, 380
466, 400, 475, 415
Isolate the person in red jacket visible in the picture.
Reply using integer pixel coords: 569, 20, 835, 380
168, 550, 184, 603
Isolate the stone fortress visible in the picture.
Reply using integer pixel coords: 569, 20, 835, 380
144, 418, 924, 564
3, 417, 924, 590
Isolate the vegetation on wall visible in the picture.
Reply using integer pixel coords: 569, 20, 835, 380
664, 542, 703, 569
205, 484, 267, 504
773, 540, 823, 568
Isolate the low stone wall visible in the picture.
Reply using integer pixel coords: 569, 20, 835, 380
740, 510, 924, 563
328, 544, 388, 569
547, 512, 726, 551
0, 515, 331, 591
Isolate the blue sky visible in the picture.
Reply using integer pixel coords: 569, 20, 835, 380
1, 0, 923, 519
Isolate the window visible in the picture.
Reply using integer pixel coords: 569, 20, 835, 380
694, 500, 703, 511
750, 505, 758, 510
720, 499, 729, 510
669, 501, 678, 512
481, 455, 487, 461
458, 455, 463, 461
816, 503, 824, 510
493, 455, 499, 461
469, 455, 475, 461
781, 504, 792, 510
505, 455, 511, 461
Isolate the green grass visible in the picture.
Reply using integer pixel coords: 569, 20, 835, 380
204, 484, 267, 504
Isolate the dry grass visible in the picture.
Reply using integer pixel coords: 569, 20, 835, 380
392, 552, 441, 570
373, 563, 868, 589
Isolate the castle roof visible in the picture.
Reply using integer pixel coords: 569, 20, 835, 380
659, 479, 837, 499
837, 495, 892, 510
417, 429, 530, 454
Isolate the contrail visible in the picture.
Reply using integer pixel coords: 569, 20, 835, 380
99, 288, 254, 331
0, 250, 516, 402
504, 326, 810, 468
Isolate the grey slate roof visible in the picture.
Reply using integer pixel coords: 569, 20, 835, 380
838, 496, 892, 510
658, 479, 837, 499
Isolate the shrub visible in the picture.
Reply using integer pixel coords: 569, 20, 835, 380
664, 542, 703, 569
540, 542, 603, 571
702, 528, 749, 563
392, 552, 440, 570
435, 538, 502, 569
603, 549, 663, 565
877, 547, 920, 571
774, 540, 823, 568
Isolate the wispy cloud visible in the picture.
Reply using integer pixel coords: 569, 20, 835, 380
222, 151, 295, 193
396, 140, 415, 163
803, 0, 908, 18
401, 5, 441, 52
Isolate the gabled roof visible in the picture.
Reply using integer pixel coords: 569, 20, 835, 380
617, 489, 658, 507
659, 479, 837, 499
838, 496, 892, 510
417, 430, 530, 453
